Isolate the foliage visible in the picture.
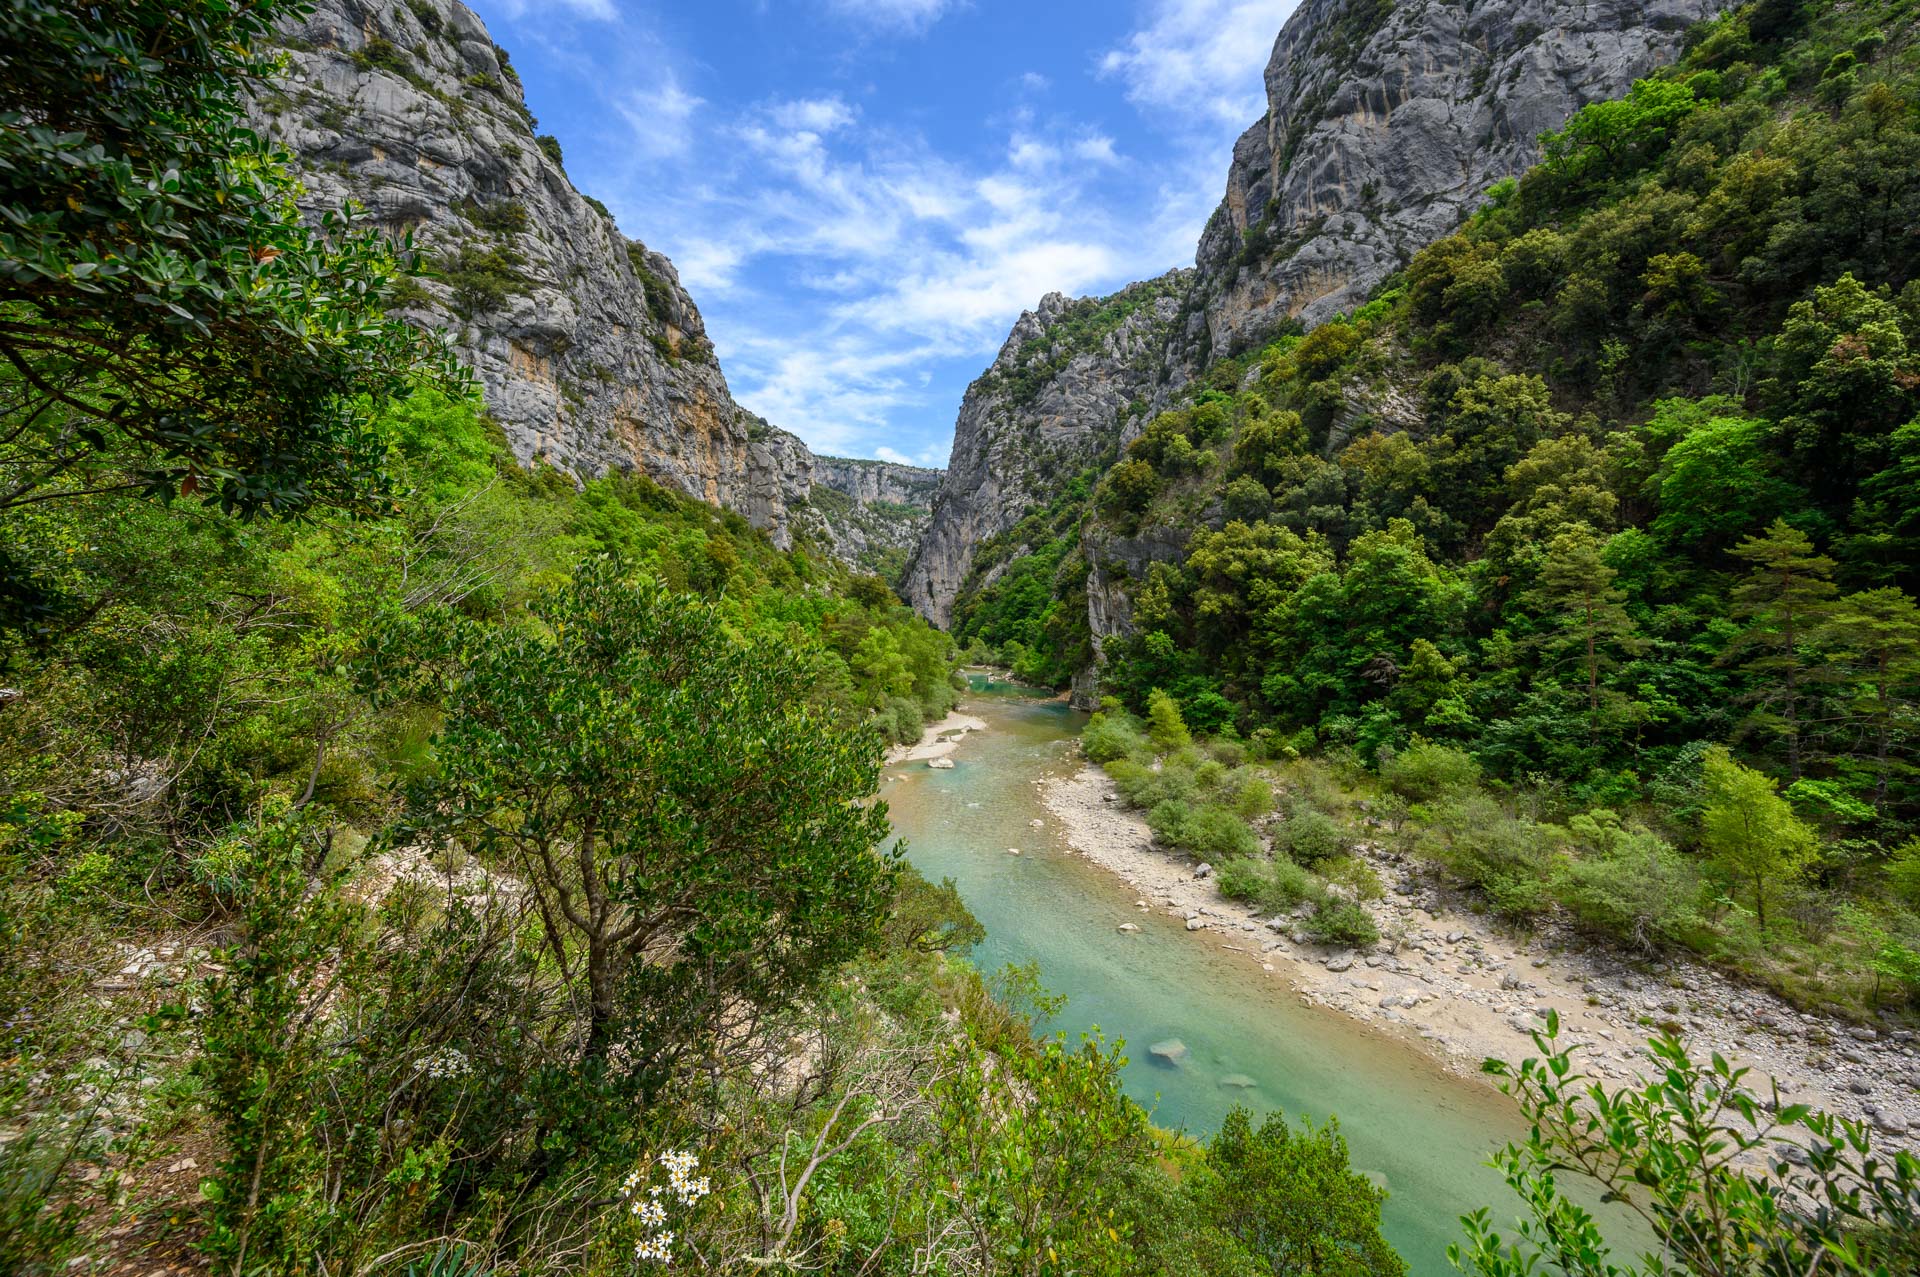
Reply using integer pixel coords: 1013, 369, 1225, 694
1700, 745, 1818, 933
1192, 1107, 1406, 1276
1454, 1015, 1920, 1276
386, 558, 898, 1072
0, 0, 461, 629
1002, 0, 1920, 1015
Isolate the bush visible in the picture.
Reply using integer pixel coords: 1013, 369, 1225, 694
1183, 805, 1262, 861
1553, 829, 1707, 953
880, 695, 925, 746
1302, 900, 1380, 948
1147, 797, 1260, 861
1216, 858, 1272, 902
1418, 794, 1556, 921
1382, 742, 1482, 802
1322, 856, 1385, 902
1226, 769, 1274, 819
1276, 807, 1345, 865
1261, 858, 1324, 912
1083, 710, 1148, 763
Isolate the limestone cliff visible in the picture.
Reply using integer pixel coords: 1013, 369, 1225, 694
258, 0, 936, 564
902, 273, 1189, 626
906, 0, 1735, 630
1188, 0, 1737, 360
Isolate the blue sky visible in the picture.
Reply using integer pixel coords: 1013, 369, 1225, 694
477, 0, 1300, 466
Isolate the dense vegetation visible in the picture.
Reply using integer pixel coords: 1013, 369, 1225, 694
968, 0, 1920, 1019
3, 1, 1916, 1273
0, 4, 1407, 1274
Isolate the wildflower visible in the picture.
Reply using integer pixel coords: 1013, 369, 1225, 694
418, 1047, 471, 1081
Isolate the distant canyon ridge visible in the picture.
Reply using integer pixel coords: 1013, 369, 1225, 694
268, 0, 1734, 610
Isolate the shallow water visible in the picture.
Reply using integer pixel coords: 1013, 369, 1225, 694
882, 679, 1539, 1275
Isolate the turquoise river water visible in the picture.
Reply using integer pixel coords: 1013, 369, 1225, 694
881, 677, 1540, 1275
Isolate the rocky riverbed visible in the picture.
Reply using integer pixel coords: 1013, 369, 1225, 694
1040, 762, 1920, 1157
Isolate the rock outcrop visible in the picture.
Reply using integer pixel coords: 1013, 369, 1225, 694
902, 273, 1188, 626
257, 0, 936, 564
906, 0, 1736, 627
1188, 0, 1737, 359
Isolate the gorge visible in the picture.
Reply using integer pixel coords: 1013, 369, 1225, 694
6, 0, 1920, 1273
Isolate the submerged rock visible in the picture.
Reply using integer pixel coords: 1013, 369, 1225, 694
927, 758, 956, 770
1149, 1039, 1189, 1065
1219, 1074, 1258, 1090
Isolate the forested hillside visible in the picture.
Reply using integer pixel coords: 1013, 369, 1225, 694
961, 0, 1920, 1015
5, 1, 1920, 1275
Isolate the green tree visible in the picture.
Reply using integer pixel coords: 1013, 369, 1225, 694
1651, 409, 1802, 549
1727, 520, 1839, 778
392, 557, 896, 1072
1699, 746, 1816, 934
1147, 687, 1193, 750
1192, 1107, 1406, 1277
0, 0, 454, 537
1529, 526, 1646, 739
1541, 78, 1700, 182
1821, 588, 1920, 810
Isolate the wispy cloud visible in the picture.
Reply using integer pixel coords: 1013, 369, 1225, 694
824, 0, 961, 36
616, 76, 704, 159
1100, 0, 1298, 126
492, 0, 621, 22
484, 0, 1299, 462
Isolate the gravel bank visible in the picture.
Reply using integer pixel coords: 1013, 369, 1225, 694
1039, 762, 1920, 1155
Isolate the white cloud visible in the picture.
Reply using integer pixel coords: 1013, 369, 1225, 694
825, 0, 959, 35
1073, 133, 1120, 165
616, 76, 704, 159
492, 0, 619, 21
1101, 0, 1299, 126
771, 96, 859, 133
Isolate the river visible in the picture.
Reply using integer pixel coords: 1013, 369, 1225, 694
882, 678, 1543, 1275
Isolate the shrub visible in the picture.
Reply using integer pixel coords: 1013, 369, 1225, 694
1226, 769, 1274, 819
1553, 830, 1707, 953
1303, 900, 1380, 948
1382, 742, 1482, 802
1183, 805, 1262, 861
1322, 856, 1384, 902
1216, 858, 1272, 903
456, 197, 529, 236
1418, 794, 1556, 921
1261, 858, 1324, 912
1147, 798, 1194, 848
1083, 711, 1148, 763
536, 134, 564, 167
1277, 807, 1345, 865
351, 36, 410, 74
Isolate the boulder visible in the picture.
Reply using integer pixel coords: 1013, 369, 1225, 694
1149, 1038, 1189, 1065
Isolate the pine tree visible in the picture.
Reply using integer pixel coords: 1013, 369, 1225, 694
1531, 526, 1646, 739
1821, 588, 1920, 810
1727, 520, 1839, 779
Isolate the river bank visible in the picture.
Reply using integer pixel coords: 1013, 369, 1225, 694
886, 709, 987, 765
1040, 761, 1920, 1156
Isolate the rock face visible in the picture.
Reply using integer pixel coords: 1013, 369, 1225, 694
906, 0, 1735, 626
901, 273, 1188, 626
1189, 0, 1738, 358
257, 0, 936, 564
